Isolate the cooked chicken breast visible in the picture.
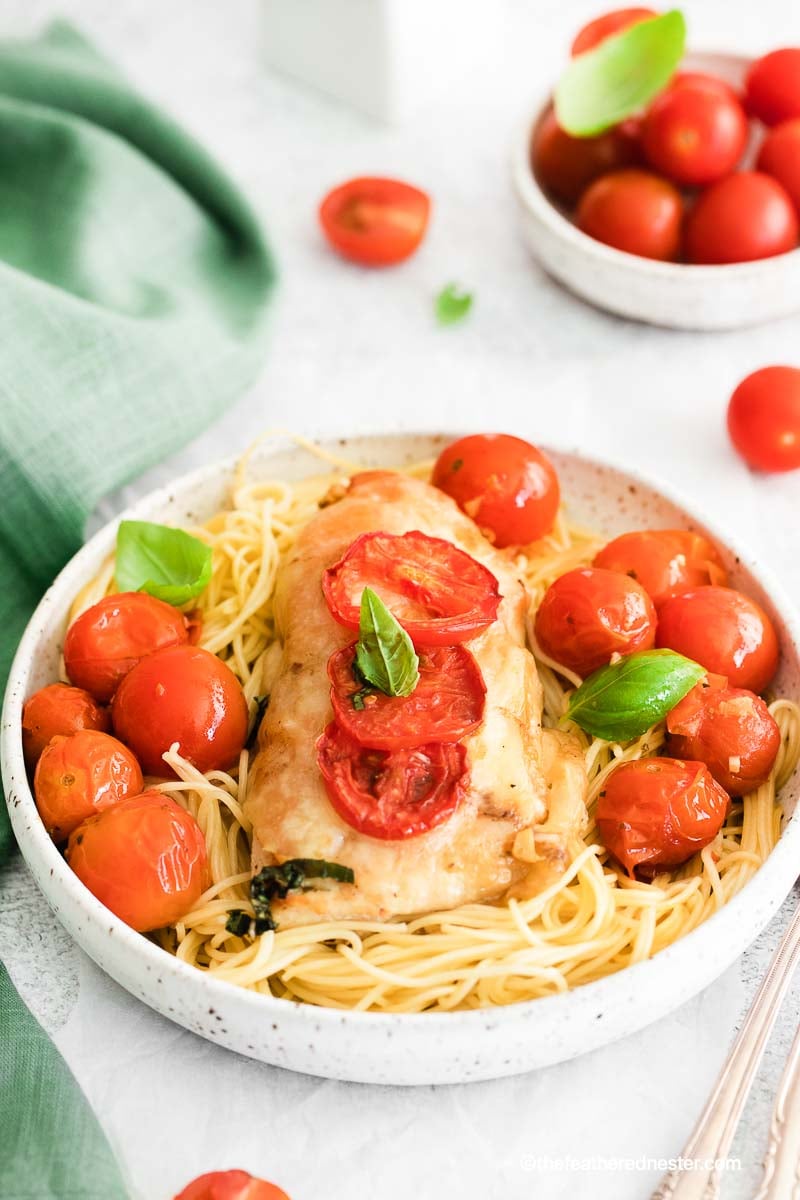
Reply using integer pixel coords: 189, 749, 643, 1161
245, 470, 584, 925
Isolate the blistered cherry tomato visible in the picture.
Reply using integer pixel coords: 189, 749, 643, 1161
319, 177, 430, 267
531, 107, 640, 205
657, 586, 779, 694
317, 722, 467, 840
66, 791, 209, 931
593, 529, 727, 608
174, 1171, 290, 1200
666, 675, 780, 795
571, 7, 657, 55
111, 645, 248, 776
64, 592, 189, 703
685, 172, 799, 264
33, 729, 143, 843
432, 433, 561, 547
758, 119, 800, 218
746, 49, 800, 126
642, 80, 747, 186
22, 683, 110, 768
727, 365, 800, 473
534, 567, 657, 678
576, 169, 683, 260
597, 757, 730, 876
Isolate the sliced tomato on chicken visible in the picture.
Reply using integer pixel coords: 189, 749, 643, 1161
322, 530, 501, 647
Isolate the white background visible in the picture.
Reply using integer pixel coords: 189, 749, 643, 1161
2, 0, 800, 1197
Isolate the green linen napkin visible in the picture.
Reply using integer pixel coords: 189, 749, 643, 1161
0, 21, 276, 1198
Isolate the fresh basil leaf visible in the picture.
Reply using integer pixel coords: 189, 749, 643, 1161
554, 10, 686, 137
436, 283, 473, 326
565, 649, 704, 742
250, 859, 355, 933
355, 587, 419, 697
115, 519, 212, 606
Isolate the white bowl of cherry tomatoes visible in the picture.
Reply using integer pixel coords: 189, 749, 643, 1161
513, 8, 800, 330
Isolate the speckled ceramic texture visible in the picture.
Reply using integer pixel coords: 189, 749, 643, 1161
3, 433, 800, 1085
512, 52, 800, 331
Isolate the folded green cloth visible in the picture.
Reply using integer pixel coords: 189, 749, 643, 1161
0, 21, 276, 1198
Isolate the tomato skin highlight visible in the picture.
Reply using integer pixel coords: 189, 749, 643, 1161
757, 119, 800, 219
685, 172, 799, 264
593, 528, 727, 609
727, 366, 800, 473
576, 169, 683, 261
642, 81, 747, 186
319, 177, 430, 267
534, 567, 657, 678
746, 49, 800, 126
174, 1171, 290, 1200
33, 729, 143, 843
657, 586, 779, 694
532, 107, 640, 206
111, 645, 248, 776
431, 433, 561, 547
570, 7, 657, 56
597, 757, 730, 876
22, 683, 110, 768
64, 592, 190, 703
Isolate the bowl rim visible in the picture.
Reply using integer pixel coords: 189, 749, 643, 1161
4, 428, 800, 1034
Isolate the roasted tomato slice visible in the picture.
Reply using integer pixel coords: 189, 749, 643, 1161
593, 528, 728, 609
316, 721, 468, 840
328, 642, 486, 750
322, 530, 501, 647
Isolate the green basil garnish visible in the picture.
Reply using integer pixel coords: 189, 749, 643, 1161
435, 283, 473, 327
251, 859, 355, 934
115, 519, 212, 606
554, 10, 686, 137
225, 909, 251, 937
355, 587, 419, 698
565, 649, 704, 742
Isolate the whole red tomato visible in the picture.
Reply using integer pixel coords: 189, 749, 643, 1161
174, 1170, 290, 1200
576, 169, 683, 260
34, 729, 143, 843
727, 366, 800, 473
319, 177, 430, 267
657, 586, 779, 694
594, 529, 727, 608
746, 48, 800, 126
757, 119, 800, 218
571, 7, 657, 56
685, 172, 798, 264
21, 683, 110, 768
532, 107, 640, 206
642, 80, 747, 186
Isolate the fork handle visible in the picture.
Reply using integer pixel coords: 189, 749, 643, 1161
754, 1015, 800, 1200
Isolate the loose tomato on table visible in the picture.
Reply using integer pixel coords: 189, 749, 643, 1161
758, 119, 800, 218
642, 79, 747, 186
593, 529, 727, 609
576, 168, 683, 260
431, 433, 561, 547
597, 757, 730, 876
174, 1171, 290, 1200
531, 107, 640, 206
66, 790, 209, 931
745, 48, 800, 126
727, 366, 800, 473
33, 729, 143, 843
685, 172, 799, 265
570, 7, 657, 56
21, 683, 110, 768
657, 586, 779, 694
319, 177, 430, 267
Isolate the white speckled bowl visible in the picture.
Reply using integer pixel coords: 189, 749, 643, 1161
3, 433, 800, 1085
512, 52, 800, 330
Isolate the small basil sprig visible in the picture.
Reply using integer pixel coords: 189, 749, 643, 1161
250, 859, 355, 933
115, 519, 212, 606
355, 587, 419, 697
436, 283, 473, 326
565, 649, 704, 742
555, 10, 686, 137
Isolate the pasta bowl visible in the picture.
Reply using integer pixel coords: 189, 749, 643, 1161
3, 431, 800, 1085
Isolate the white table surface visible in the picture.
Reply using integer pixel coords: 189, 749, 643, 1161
2, 0, 800, 1196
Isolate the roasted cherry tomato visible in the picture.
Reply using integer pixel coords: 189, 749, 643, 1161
431, 433, 561, 547
531, 107, 640, 206
593, 529, 727, 609
746, 48, 800, 126
642, 79, 747, 186
64, 592, 190, 703
323, 530, 501, 648
22, 683, 110, 768
666, 674, 781, 795
727, 366, 800, 473
576, 168, 683, 260
329, 642, 485, 751
319, 177, 430, 267
758, 119, 800, 219
66, 790, 209, 931
685, 172, 799, 264
657, 586, 779, 694
534, 567, 657, 678
174, 1171, 290, 1200
33, 729, 143, 843
111, 645, 248, 776
316, 721, 467, 840
570, 7, 657, 55
597, 757, 730, 876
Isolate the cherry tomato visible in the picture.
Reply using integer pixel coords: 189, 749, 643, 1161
316, 721, 467, 840
669, 72, 741, 104
174, 1171, 290, 1200
597, 757, 730, 876
685, 172, 799, 264
22, 683, 110, 768
746, 48, 800, 126
318, 177, 430, 267
431, 433, 561, 547
33, 729, 143, 843
531, 107, 640, 206
570, 7, 657, 56
534, 567, 656, 678
757, 120, 800, 220
64, 593, 190, 703
323, 530, 501, 648
576, 169, 683, 260
657, 586, 779, 694
666, 674, 780, 795
642, 80, 747, 186
66, 790, 209, 931
111, 645, 248, 776
727, 366, 800, 473
593, 529, 728, 609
